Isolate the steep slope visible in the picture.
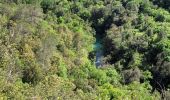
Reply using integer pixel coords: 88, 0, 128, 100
1, 0, 170, 99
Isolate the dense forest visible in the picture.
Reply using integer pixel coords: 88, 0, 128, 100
0, 0, 170, 99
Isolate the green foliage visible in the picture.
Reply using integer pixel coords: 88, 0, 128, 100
1, 0, 169, 99
22, 61, 43, 84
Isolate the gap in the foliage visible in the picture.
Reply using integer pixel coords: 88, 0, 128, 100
92, 25, 108, 67
94, 30, 104, 67
91, 17, 114, 67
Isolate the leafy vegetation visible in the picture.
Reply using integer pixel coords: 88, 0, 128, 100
0, 0, 170, 99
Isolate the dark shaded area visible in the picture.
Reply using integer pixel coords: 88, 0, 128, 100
152, 0, 170, 11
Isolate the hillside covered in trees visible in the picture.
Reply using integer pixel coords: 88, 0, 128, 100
0, 0, 170, 99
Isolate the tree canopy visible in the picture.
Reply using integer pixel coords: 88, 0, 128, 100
0, 0, 170, 99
